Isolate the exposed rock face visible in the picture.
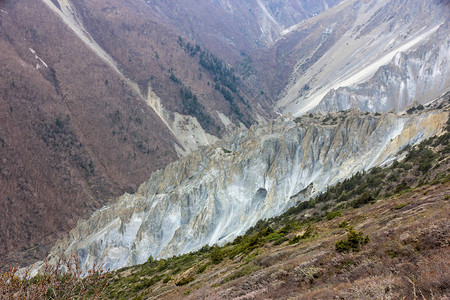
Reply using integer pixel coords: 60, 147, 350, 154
275, 0, 450, 116
314, 24, 450, 113
45, 105, 448, 273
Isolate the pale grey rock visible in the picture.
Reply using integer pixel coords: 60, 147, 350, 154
314, 24, 450, 113
43, 106, 448, 274
277, 0, 449, 116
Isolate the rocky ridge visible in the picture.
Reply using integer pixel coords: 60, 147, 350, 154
314, 23, 450, 113
42, 100, 449, 273
275, 0, 450, 116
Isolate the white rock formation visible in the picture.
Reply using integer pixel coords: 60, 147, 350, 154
44, 105, 448, 273
314, 25, 450, 113
277, 0, 449, 116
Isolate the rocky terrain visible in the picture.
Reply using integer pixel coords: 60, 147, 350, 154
1, 0, 449, 276
12, 113, 447, 299
40, 98, 448, 274
106, 180, 450, 299
313, 22, 450, 114
274, 0, 449, 114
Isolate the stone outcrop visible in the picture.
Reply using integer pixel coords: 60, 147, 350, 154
42, 102, 448, 273
314, 24, 450, 113
276, 0, 449, 116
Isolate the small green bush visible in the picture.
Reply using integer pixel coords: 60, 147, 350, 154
273, 237, 289, 245
175, 276, 195, 286
222, 264, 259, 284
265, 232, 285, 243
335, 227, 369, 253
196, 263, 209, 274
326, 210, 342, 220
210, 246, 224, 264
289, 235, 302, 244
394, 203, 409, 210
351, 192, 374, 208
338, 220, 349, 228
301, 225, 314, 239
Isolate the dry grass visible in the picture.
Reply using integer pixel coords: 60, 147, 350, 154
176, 183, 449, 300
0, 253, 108, 299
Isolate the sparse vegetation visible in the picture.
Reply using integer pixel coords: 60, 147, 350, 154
393, 202, 409, 210
177, 40, 251, 126
335, 227, 370, 253
100, 116, 449, 298
326, 210, 342, 220
169, 74, 180, 84
0, 253, 107, 299
210, 246, 224, 264
179, 86, 213, 128
175, 275, 195, 286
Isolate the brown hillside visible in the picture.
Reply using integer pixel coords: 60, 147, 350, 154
0, 0, 281, 268
0, 0, 179, 268
71, 0, 271, 132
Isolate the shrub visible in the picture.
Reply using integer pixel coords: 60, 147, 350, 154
289, 235, 302, 244
175, 276, 195, 286
210, 246, 224, 264
327, 210, 342, 220
300, 224, 314, 239
273, 237, 289, 245
338, 220, 349, 228
196, 263, 209, 274
351, 192, 374, 208
265, 232, 286, 244
169, 74, 180, 84
419, 162, 432, 173
132, 276, 161, 292
335, 227, 369, 253
222, 264, 259, 284
198, 244, 211, 253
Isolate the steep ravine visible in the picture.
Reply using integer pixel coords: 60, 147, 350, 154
33, 103, 448, 274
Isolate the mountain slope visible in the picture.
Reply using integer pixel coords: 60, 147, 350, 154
42, 98, 448, 273
0, 0, 282, 268
144, 0, 343, 61
0, 0, 180, 268
106, 177, 450, 299
2, 0, 449, 271
10, 118, 449, 299
314, 24, 450, 113
269, 0, 450, 114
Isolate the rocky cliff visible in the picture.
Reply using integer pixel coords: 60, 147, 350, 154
275, 0, 450, 116
42, 100, 448, 273
314, 23, 450, 113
